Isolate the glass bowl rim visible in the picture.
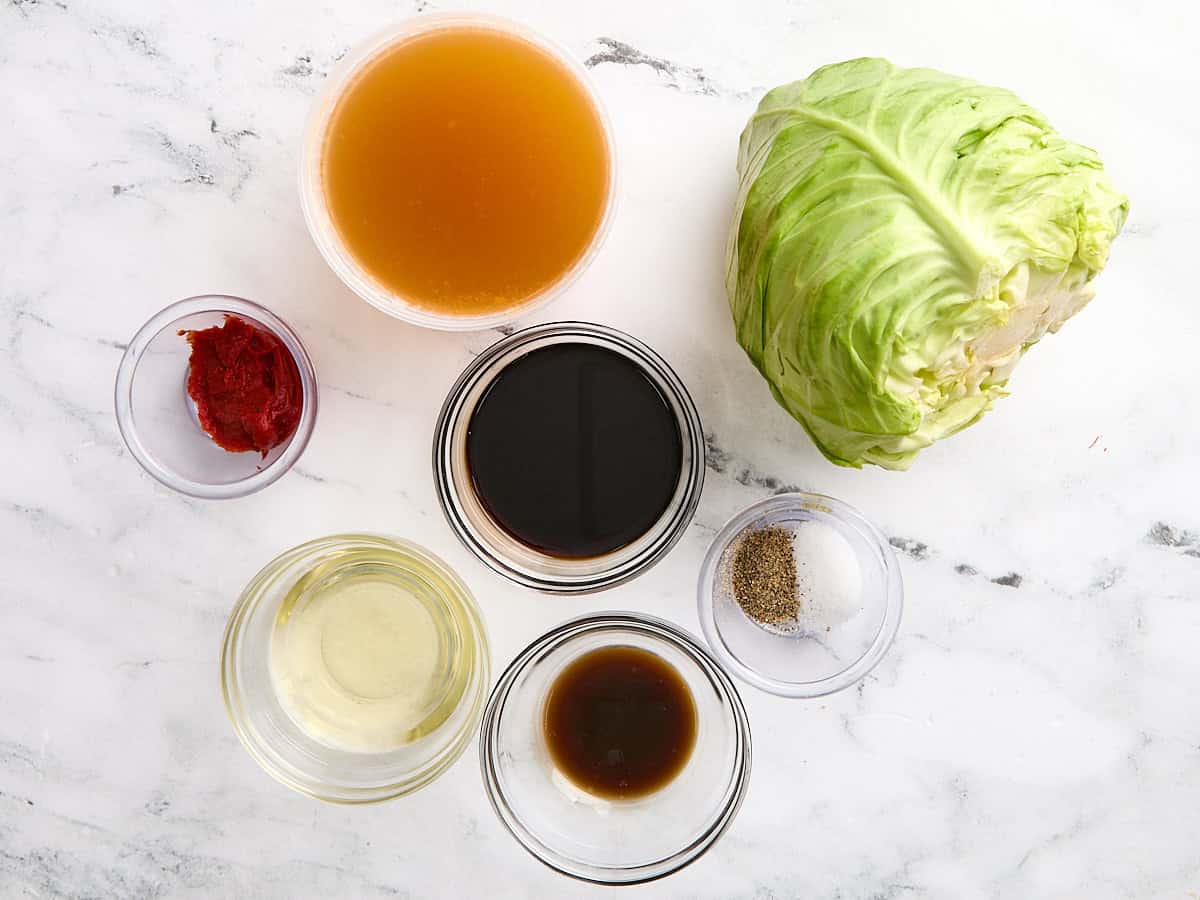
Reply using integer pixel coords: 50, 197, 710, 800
297, 12, 620, 332
697, 491, 904, 699
432, 321, 706, 594
478, 611, 752, 885
220, 532, 491, 803
113, 294, 318, 500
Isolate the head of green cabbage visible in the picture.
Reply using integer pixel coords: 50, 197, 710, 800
726, 58, 1128, 469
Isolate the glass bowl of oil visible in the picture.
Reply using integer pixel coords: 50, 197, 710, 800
299, 14, 617, 331
478, 612, 752, 885
221, 534, 490, 803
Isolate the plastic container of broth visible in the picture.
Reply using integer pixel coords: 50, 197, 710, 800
299, 14, 617, 331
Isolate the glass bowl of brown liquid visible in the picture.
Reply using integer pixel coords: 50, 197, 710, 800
300, 14, 616, 331
479, 613, 752, 885
433, 322, 705, 593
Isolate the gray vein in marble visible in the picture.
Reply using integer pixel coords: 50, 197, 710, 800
702, 430, 804, 494
291, 465, 329, 484
1015, 813, 1094, 872
1, 361, 122, 449
1125, 729, 1154, 776
1145, 520, 1200, 558
585, 37, 736, 97
907, 631, 953, 654
883, 535, 1032, 592
0, 739, 45, 774
326, 383, 396, 408
1122, 221, 1159, 238
289, 464, 377, 494
278, 48, 348, 86
733, 465, 801, 495
0, 389, 25, 432
90, 18, 158, 58
1, 500, 76, 534
281, 53, 319, 78
1088, 565, 1124, 594
0, 832, 233, 899
114, 657, 164, 671
888, 536, 931, 561
209, 116, 258, 146
14, 304, 127, 351
702, 431, 733, 473
950, 559, 1026, 588
461, 326, 515, 360
150, 129, 212, 189
308, 321, 359, 353
127, 111, 262, 198
874, 884, 920, 898
8, 0, 65, 16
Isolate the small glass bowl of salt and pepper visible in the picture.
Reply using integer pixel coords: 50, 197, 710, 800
697, 492, 904, 698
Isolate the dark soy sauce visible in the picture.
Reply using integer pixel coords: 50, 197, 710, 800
543, 646, 697, 800
465, 343, 682, 558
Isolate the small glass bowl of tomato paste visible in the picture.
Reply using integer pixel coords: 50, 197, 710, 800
115, 295, 318, 499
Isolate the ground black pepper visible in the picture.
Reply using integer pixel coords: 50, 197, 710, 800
731, 527, 799, 625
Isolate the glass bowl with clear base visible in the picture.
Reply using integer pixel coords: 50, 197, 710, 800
221, 534, 490, 803
478, 612, 752, 885
697, 492, 903, 698
433, 322, 705, 594
114, 295, 318, 499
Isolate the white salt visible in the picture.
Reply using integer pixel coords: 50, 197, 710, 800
792, 519, 863, 629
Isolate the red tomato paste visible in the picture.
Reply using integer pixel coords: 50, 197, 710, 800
182, 316, 302, 456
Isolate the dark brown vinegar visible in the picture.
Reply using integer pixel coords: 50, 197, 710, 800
542, 646, 697, 800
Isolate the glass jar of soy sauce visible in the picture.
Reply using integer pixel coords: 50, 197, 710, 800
433, 322, 705, 593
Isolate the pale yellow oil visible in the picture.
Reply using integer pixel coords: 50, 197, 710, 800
270, 552, 470, 753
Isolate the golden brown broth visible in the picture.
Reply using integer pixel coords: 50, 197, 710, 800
321, 26, 611, 316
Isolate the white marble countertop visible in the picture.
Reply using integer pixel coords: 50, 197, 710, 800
4, 0, 1199, 896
